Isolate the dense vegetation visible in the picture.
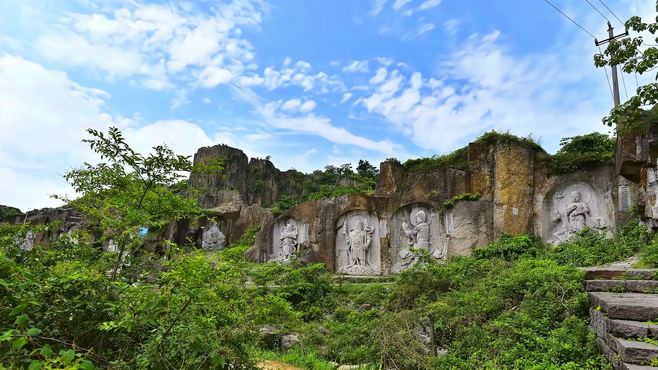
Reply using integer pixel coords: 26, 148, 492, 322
271, 162, 378, 217
5, 219, 658, 369
0, 125, 651, 370
546, 133, 616, 176
403, 131, 543, 173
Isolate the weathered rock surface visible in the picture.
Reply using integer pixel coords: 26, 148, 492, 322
590, 292, 658, 321
281, 333, 301, 351
587, 280, 658, 293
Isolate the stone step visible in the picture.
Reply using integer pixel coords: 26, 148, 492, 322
623, 363, 658, 370
590, 293, 658, 321
611, 335, 658, 365
583, 268, 656, 280
588, 280, 658, 293
599, 333, 658, 366
591, 307, 656, 339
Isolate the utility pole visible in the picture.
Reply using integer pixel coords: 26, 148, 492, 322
595, 21, 628, 107
595, 21, 631, 178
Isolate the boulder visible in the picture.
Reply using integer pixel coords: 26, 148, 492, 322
258, 325, 279, 350
281, 333, 301, 351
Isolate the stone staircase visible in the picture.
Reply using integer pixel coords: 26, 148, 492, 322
586, 267, 658, 369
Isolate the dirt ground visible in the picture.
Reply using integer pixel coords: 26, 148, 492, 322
258, 360, 306, 370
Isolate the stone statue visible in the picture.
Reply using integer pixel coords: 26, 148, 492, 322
343, 218, 374, 267
550, 188, 609, 243
201, 224, 225, 251
279, 223, 298, 260
566, 191, 590, 230
402, 210, 430, 251
399, 209, 443, 265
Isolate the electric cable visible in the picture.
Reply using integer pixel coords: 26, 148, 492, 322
544, 0, 596, 39
598, 45, 615, 101
585, 0, 610, 22
620, 67, 629, 101
597, 0, 625, 26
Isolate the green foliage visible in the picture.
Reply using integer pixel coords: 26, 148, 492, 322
0, 206, 22, 219
356, 160, 379, 179
270, 167, 377, 214
0, 226, 258, 369
594, 10, 658, 130
472, 233, 546, 261
219, 225, 261, 263
442, 192, 481, 210
404, 147, 469, 173
547, 133, 616, 176
403, 130, 543, 174
550, 221, 647, 267
58, 127, 214, 280
472, 130, 543, 152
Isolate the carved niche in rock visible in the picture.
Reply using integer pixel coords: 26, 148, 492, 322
544, 182, 611, 245
270, 218, 308, 261
389, 204, 444, 273
335, 211, 381, 275
201, 224, 226, 251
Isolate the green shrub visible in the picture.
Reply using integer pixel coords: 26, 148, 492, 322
547, 133, 615, 175
472, 233, 546, 261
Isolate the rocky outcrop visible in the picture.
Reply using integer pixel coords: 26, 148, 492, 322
189, 144, 308, 208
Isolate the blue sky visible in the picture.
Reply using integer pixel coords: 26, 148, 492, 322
1, 0, 655, 211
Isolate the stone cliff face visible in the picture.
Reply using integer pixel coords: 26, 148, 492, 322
5, 134, 639, 276
189, 144, 306, 208
245, 137, 639, 275
615, 126, 658, 227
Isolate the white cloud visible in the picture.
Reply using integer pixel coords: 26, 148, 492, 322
240, 74, 264, 86
418, 23, 435, 35
198, 66, 234, 88
357, 30, 613, 153
299, 100, 317, 113
369, 67, 388, 84
29, 1, 264, 92
444, 19, 461, 33
401, 9, 414, 16
331, 61, 340, 66
0, 56, 114, 209
417, 0, 441, 11
392, 0, 413, 11
369, 0, 388, 16
281, 98, 302, 112
203, 98, 211, 103
376, 57, 394, 66
340, 93, 353, 104
342, 60, 369, 73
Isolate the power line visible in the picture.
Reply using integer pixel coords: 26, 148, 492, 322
597, 0, 625, 26
585, 0, 610, 22
620, 67, 629, 101
544, 0, 596, 39
598, 45, 615, 101
635, 71, 639, 90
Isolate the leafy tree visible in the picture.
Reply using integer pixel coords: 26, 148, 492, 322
356, 159, 379, 179
57, 127, 222, 279
594, 5, 658, 130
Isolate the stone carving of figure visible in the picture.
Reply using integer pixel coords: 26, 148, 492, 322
551, 188, 609, 243
343, 218, 374, 266
402, 210, 430, 251
279, 223, 298, 260
201, 224, 225, 251
566, 191, 590, 230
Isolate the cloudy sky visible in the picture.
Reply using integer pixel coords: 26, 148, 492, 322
1, 0, 655, 211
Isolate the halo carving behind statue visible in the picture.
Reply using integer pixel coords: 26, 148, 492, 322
547, 182, 610, 245
409, 206, 432, 226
